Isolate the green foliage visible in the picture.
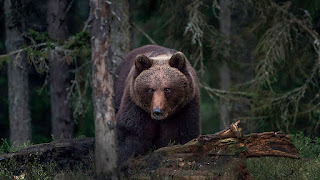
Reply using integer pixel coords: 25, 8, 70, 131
65, 31, 90, 50
0, 156, 56, 180
0, 139, 94, 179
66, 31, 92, 121
0, 139, 11, 154
291, 132, 320, 158
24, 29, 93, 139
26, 48, 49, 74
0, 139, 32, 153
0, 26, 93, 143
0, 154, 95, 180
27, 29, 50, 43
239, 0, 320, 135
246, 157, 320, 180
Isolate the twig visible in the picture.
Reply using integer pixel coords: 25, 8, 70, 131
0, 43, 50, 59
63, 0, 75, 21
200, 83, 253, 100
82, 12, 93, 32
132, 22, 158, 45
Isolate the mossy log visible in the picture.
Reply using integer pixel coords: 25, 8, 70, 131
0, 138, 95, 170
126, 121, 300, 179
0, 121, 300, 179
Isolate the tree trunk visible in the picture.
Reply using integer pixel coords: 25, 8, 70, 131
219, 0, 232, 130
90, 0, 130, 178
5, 0, 32, 146
47, 0, 73, 139
229, 1, 256, 133
109, 0, 130, 72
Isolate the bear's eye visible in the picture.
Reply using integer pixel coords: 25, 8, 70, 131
148, 88, 155, 94
164, 88, 171, 93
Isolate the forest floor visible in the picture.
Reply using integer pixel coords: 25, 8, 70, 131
0, 121, 320, 179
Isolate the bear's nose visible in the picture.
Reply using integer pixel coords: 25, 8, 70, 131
152, 108, 163, 117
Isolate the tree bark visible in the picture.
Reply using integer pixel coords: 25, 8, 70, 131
5, 0, 32, 146
47, 0, 74, 139
219, 0, 232, 130
109, 0, 130, 72
90, 0, 127, 178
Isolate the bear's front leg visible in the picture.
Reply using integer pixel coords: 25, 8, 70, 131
156, 98, 200, 148
116, 103, 157, 165
117, 130, 153, 165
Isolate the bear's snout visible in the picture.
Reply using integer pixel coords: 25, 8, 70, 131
151, 91, 168, 120
152, 107, 163, 117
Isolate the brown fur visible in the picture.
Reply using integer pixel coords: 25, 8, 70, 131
115, 45, 200, 165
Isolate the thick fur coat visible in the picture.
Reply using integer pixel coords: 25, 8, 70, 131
115, 45, 200, 165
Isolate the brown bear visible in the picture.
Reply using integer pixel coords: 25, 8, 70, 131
115, 45, 200, 165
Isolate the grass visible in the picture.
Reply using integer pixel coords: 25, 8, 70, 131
0, 138, 96, 179
246, 157, 320, 180
0, 156, 96, 180
290, 132, 320, 158
0, 138, 33, 153
0, 155, 56, 180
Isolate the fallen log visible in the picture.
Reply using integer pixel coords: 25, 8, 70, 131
0, 121, 300, 179
0, 138, 95, 170
125, 121, 300, 179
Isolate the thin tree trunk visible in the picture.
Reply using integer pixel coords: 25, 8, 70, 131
229, 1, 255, 133
5, 0, 32, 146
47, 0, 73, 139
109, 0, 130, 71
90, 0, 128, 178
219, 0, 232, 130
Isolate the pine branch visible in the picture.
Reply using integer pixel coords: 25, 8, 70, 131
0, 43, 49, 59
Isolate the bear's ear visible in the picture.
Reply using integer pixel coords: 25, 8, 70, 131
169, 52, 186, 71
135, 54, 153, 73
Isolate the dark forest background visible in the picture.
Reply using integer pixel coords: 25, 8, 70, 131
1, 0, 320, 146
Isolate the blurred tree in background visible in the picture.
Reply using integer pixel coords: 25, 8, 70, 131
1, 0, 320, 147
47, 0, 74, 139
5, 0, 32, 146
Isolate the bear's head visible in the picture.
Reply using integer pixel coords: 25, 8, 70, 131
130, 52, 195, 120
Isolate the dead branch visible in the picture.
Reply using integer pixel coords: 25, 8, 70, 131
132, 22, 158, 45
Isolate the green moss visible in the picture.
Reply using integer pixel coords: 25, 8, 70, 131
246, 157, 320, 180
290, 132, 320, 158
